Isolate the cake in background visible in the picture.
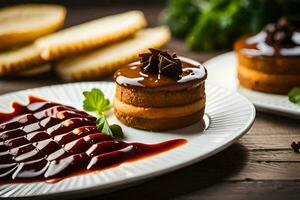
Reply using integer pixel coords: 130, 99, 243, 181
235, 17, 300, 94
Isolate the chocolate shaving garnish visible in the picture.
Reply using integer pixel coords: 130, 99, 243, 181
265, 17, 295, 46
139, 53, 152, 64
142, 54, 159, 73
139, 48, 183, 78
291, 141, 300, 153
159, 55, 182, 77
149, 48, 162, 56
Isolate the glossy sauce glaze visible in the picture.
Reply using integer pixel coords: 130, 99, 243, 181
0, 96, 186, 183
114, 57, 207, 91
235, 31, 300, 57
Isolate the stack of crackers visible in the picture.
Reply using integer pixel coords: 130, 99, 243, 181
0, 4, 171, 80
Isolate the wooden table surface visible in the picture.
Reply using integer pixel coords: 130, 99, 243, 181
1, 5, 300, 200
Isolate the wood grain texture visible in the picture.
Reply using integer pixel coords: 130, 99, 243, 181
0, 5, 299, 200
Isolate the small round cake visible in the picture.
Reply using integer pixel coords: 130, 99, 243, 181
113, 48, 207, 131
234, 17, 300, 94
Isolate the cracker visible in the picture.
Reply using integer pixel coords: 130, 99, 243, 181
35, 11, 147, 61
0, 43, 46, 76
0, 4, 66, 49
17, 63, 51, 77
55, 26, 171, 81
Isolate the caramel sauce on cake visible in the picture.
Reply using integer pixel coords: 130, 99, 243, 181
235, 17, 300, 57
114, 61, 206, 91
235, 31, 300, 57
114, 48, 207, 92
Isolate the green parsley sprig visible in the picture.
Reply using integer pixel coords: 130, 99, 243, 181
83, 88, 123, 138
288, 87, 300, 105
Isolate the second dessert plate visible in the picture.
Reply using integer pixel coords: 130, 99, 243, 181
0, 82, 255, 198
204, 52, 300, 118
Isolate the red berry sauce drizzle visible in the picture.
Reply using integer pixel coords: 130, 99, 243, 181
0, 96, 186, 183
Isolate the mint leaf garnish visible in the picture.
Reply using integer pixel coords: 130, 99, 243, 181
83, 88, 111, 116
96, 115, 113, 136
288, 87, 300, 105
109, 124, 124, 139
83, 88, 123, 138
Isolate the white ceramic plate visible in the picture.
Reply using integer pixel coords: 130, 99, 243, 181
0, 82, 255, 198
204, 52, 300, 118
